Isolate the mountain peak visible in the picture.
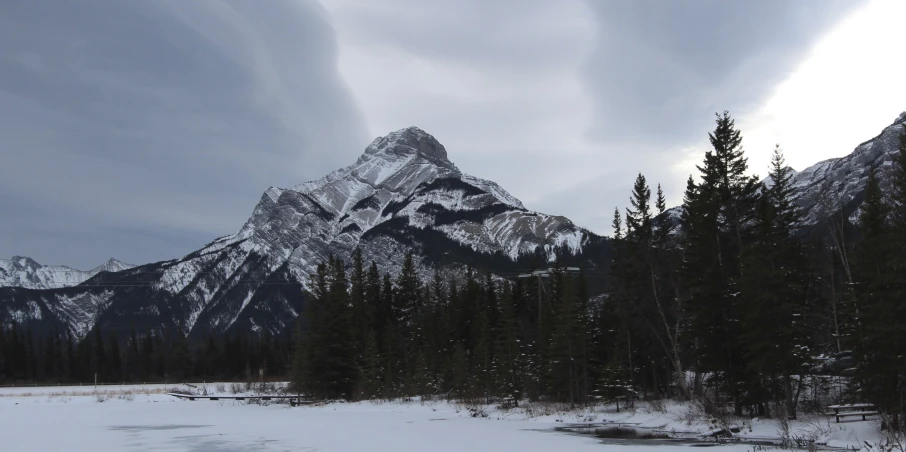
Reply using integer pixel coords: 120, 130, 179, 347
8, 255, 40, 268
93, 257, 134, 273
363, 126, 453, 169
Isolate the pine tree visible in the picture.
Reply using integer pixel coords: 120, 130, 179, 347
108, 331, 122, 382
326, 257, 357, 399
595, 361, 632, 412
472, 311, 492, 403
626, 173, 653, 241
359, 328, 383, 399
885, 130, 906, 429
855, 151, 905, 428
93, 326, 106, 381
740, 145, 810, 418
303, 262, 330, 398
681, 112, 760, 414
495, 281, 522, 403
395, 252, 420, 327
366, 261, 382, 331
350, 249, 369, 367
451, 342, 469, 401
290, 321, 310, 396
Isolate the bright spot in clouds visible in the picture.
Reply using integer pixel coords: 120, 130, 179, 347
742, 0, 906, 176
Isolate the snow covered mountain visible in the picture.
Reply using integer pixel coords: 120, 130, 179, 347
0, 256, 134, 290
0, 127, 608, 339
789, 112, 906, 226
658, 112, 906, 234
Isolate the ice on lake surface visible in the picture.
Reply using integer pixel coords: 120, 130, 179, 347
0, 385, 874, 451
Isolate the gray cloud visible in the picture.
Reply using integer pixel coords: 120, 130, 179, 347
583, 0, 864, 149
324, 0, 866, 233
0, 0, 367, 268
0, 0, 871, 269
565, 0, 868, 229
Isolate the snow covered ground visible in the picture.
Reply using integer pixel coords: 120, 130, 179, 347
0, 384, 892, 451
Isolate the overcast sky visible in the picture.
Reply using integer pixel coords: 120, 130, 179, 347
2, 0, 905, 269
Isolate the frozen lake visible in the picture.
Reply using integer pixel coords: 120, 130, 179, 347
0, 388, 760, 452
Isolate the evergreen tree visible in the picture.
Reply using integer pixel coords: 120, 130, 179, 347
350, 249, 370, 368
108, 331, 122, 382
290, 321, 310, 396
396, 252, 421, 334
325, 257, 357, 399
884, 131, 906, 429
359, 328, 383, 399
681, 112, 760, 415
855, 159, 904, 429
625, 173, 653, 241
740, 145, 810, 418
495, 281, 522, 403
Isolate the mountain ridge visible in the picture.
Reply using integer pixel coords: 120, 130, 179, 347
0, 126, 607, 339
0, 256, 134, 290
658, 111, 906, 233
4, 113, 902, 340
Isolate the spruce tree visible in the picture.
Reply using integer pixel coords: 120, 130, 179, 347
885, 131, 906, 429
856, 152, 905, 428
740, 145, 810, 418
681, 112, 759, 415
290, 322, 310, 396
495, 281, 522, 403
92, 326, 106, 380
325, 257, 357, 399
625, 173, 653, 241
108, 331, 122, 382
360, 327, 383, 399
350, 249, 369, 362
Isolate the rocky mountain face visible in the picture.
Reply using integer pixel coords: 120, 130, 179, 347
0, 127, 608, 339
789, 112, 906, 227
658, 112, 906, 234
0, 256, 133, 290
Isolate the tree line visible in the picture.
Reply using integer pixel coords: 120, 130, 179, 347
291, 112, 905, 431
289, 248, 621, 405
605, 112, 906, 429
0, 324, 291, 384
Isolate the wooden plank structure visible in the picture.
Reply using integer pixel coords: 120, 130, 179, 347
826, 403, 878, 423
166, 392, 314, 406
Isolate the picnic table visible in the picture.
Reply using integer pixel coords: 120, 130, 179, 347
826, 403, 877, 423
166, 393, 313, 406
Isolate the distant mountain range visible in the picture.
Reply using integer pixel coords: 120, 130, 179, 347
2, 113, 903, 339
0, 127, 608, 339
0, 256, 134, 290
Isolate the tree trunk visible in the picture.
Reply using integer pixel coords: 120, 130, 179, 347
784, 372, 796, 420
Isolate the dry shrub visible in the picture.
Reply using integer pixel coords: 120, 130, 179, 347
647, 397, 668, 413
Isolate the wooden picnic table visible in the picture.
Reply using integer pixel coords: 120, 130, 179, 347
826, 403, 877, 423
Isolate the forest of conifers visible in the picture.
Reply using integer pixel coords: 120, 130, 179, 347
1, 113, 903, 430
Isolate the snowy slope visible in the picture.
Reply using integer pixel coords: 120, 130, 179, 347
657, 112, 906, 233
0, 127, 607, 339
788, 112, 906, 226
0, 256, 134, 290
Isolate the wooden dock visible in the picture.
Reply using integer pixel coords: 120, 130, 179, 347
166, 393, 314, 405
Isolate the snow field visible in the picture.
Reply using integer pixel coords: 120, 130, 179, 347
0, 384, 896, 451
0, 385, 750, 452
